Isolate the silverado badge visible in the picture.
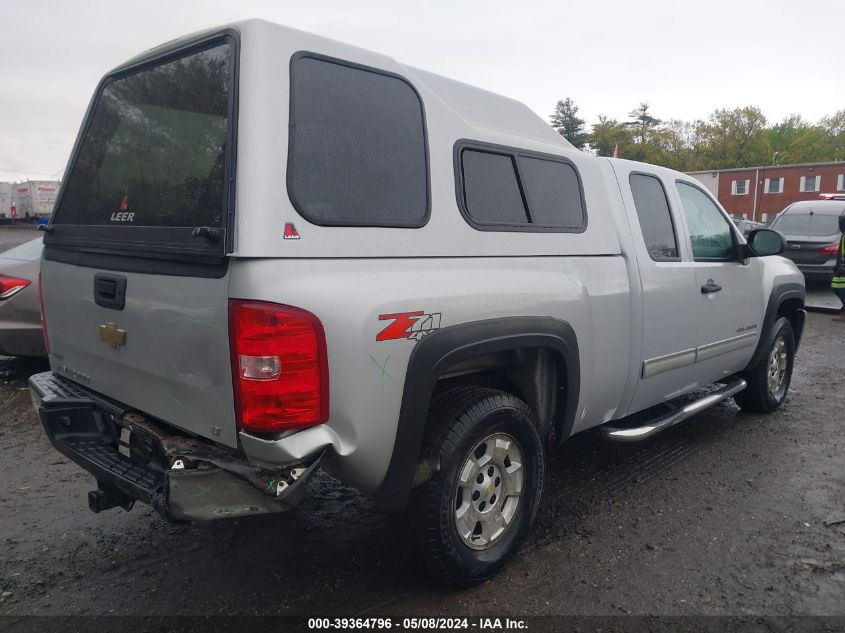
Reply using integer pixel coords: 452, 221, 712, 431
99, 322, 126, 349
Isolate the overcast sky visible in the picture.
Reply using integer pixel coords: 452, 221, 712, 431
1, 0, 843, 181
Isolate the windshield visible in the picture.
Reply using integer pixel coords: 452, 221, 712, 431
772, 212, 842, 237
54, 42, 231, 229
1, 237, 43, 261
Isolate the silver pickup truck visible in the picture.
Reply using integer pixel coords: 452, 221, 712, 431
30, 19, 805, 587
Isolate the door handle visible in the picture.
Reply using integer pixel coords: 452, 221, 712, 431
700, 280, 722, 294
94, 273, 127, 310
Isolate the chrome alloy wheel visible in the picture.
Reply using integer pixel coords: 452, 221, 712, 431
767, 336, 788, 397
453, 432, 524, 550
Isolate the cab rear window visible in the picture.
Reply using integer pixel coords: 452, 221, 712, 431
54, 41, 233, 233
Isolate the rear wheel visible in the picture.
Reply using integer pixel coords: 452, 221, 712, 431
735, 317, 795, 413
405, 387, 544, 587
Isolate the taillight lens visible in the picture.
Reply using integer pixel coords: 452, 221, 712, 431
38, 273, 50, 354
817, 242, 840, 256
0, 275, 30, 299
229, 300, 329, 433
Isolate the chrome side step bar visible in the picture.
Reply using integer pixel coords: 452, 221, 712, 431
597, 377, 747, 442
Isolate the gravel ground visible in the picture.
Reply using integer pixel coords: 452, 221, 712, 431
0, 225, 842, 618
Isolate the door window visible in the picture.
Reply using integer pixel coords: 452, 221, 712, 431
676, 182, 736, 261
629, 174, 679, 261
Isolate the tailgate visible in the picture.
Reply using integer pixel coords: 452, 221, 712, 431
39, 33, 239, 447
41, 259, 237, 447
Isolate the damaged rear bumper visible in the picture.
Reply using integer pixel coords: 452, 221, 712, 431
29, 371, 320, 522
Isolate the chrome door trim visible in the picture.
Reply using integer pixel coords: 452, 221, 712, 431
695, 331, 757, 362
642, 331, 757, 378
642, 347, 696, 378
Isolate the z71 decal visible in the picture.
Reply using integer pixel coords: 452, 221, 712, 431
377, 311, 442, 342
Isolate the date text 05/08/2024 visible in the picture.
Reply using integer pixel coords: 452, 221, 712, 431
307, 618, 528, 630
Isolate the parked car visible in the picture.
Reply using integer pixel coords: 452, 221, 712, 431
30, 20, 806, 587
769, 200, 845, 281
0, 237, 45, 357
733, 218, 766, 237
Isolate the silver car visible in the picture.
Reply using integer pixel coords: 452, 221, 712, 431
733, 218, 765, 237
0, 237, 45, 357
770, 200, 845, 281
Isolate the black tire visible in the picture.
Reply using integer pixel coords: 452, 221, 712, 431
404, 387, 545, 587
735, 317, 795, 413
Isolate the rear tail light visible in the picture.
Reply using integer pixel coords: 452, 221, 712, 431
817, 242, 840, 256
38, 273, 50, 354
0, 274, 30, 299
229, 300, 329, 433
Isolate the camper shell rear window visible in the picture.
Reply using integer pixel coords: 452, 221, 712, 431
47, 33, 237, 262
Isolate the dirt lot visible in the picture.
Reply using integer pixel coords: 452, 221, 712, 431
0, 226, 843, 618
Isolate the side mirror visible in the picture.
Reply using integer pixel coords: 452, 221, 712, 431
746, 228, 785, 257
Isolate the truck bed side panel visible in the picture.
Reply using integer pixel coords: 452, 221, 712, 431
228, 255, 632, 493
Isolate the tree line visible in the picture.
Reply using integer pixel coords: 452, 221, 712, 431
550, 98, 845, 171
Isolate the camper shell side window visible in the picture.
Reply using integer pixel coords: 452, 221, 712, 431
287, 52, 430, 228
454, 140, 587, 233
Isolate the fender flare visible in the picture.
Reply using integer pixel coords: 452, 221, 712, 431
745, 281, 805, 370
372, 316, 579, 510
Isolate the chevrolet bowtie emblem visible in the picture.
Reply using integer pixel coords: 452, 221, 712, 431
99, 322, 126, 349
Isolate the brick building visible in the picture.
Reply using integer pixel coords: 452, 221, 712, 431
688, 161, 845, 223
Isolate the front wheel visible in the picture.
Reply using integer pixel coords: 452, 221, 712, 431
404, 387, 545, 587
735, 317, 795, 413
